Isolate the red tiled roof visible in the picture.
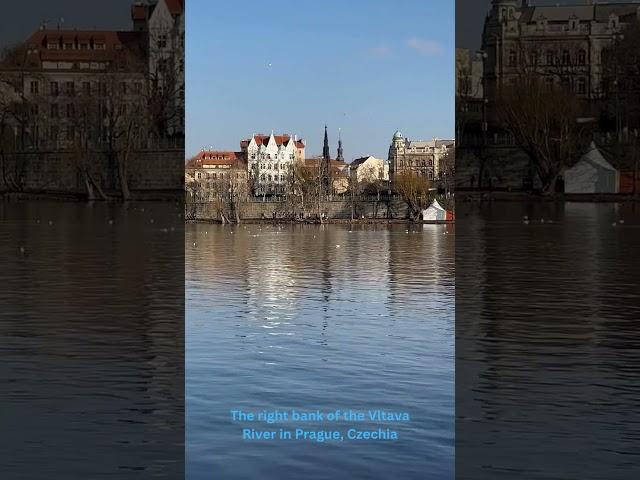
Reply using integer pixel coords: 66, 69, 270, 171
165, 0, 184, 16
186, 151, 245, 168
10, 29, 144, 67
131, 4, 147, 21
242, 134, 305, 149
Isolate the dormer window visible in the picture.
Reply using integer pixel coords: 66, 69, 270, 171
536, 14, 548, 32
79, 43, 88, 50
609, 14, 619, 31
94, 42, 105, 50
47, 42, 59, 50
569, 15, 578, 31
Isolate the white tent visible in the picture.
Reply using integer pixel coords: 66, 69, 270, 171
564, 142, 619, 194
422, 199, 446, 221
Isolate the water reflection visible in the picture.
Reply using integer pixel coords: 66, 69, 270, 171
456, 201, 640, 480
186, 223, 454, 480
0, 201, 184, 479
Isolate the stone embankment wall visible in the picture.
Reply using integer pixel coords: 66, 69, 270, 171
456, 146, 542, 190
188, 198, 411, 221
0, 150, 184, 197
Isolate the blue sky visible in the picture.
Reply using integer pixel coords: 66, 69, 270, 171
186, 0, 454, 160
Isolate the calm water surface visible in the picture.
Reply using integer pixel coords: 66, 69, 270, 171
186, 223, 455, 480
1, 201, 184, 479
457, 202, 640, 480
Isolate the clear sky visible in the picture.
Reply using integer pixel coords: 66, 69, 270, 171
0, 0, 132, 47
186, 0, 455, 161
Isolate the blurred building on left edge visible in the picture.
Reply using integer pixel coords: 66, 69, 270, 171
0, 0, 185, 199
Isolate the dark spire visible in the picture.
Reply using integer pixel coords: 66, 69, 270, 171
322, 125, 330, 161
336, 129, 344, 162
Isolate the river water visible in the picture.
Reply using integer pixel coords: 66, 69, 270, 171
186, 223, 455, 480
456, 201, 640, 480
1, 201, 184, 479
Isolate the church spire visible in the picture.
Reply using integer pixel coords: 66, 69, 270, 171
336, 128, 344, 162
322, 125, 330, 161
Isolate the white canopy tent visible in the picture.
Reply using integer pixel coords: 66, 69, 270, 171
564, 142, 619, 194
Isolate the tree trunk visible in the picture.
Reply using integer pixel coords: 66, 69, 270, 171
83, 171, 95, 201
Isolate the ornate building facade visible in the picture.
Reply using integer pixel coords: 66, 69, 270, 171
241, 133, 305, 195
185, 150, 247, 201
388, 130, 454, 182
483, 0, 640, 103
0, 0, 184, 152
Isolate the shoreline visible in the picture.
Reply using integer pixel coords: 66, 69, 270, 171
457, 191, 640, 202
186, 218, 455, 225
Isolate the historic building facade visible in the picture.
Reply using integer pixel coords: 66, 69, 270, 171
241, 133, 305, 195
350, 156, 388, 184
132, 0, 185, 135
185, 150, 247, 200
483, 0, 640, 103
388, 130, 454, 182
0, 0, 184, 152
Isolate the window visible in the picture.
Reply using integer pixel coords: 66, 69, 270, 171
546, 50, 555, 65
64, 42, 73, 50
82, 82, 91, 95
197, 172, 202, 179
577, 78, 586, 95
66, 125, 75, 139
562, 50, 570, 65
80, 43, 89, 50
94, 42, 105, 50
578, 49, 586, 66
529, 51, 538, 66
281, 175, 285, 181
260, 174, 265, 181
268, 164, 272, 170
545, 77, 554, 88
50, 103, 58, 118
50, 81, 59, 96
134, 82, 142, 94
212, 173, 217, 180
65, 81, 74, 96
50, 125, 59, 141
47, 43, 58, 50
121, 82, 128, 95
30, 81, 39, 94
157, 35, 167, 49
66, 103, 74, 118
508, 50, 516, 66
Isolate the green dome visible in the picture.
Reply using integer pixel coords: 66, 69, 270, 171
393, 130, 403, 139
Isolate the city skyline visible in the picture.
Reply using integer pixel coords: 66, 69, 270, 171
186, 0, 455, 161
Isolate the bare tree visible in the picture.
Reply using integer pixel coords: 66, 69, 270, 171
394, 172, 432, 221
496, 76, 590, 193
